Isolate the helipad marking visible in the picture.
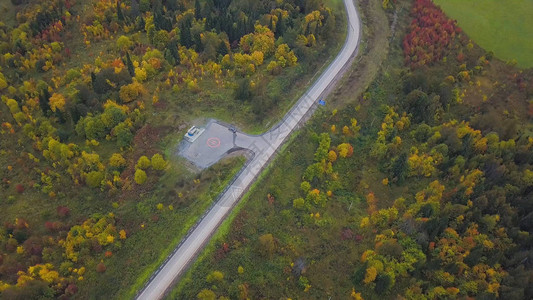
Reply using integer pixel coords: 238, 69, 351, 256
206, 137, 221, 148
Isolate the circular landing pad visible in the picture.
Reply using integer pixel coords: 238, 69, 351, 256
206, 137, 221, 148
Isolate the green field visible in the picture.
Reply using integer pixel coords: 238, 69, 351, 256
434, 0, 533, 68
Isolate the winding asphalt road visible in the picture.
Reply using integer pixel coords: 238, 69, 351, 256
136, 0, 361, 298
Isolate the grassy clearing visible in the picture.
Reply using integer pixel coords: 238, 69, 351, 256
433, 0, 533, 68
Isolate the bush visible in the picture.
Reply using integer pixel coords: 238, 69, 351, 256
86, 171, 104, 187
0, 72, 8, 90
352, 263, 367, 284
151, 154, 167, 170
197, 289, 215, 300
109, 153, 126, 168
206, 270, 224, 283
375, 273, 393, 294
258, 233, 276, 258
134, 169, 147, 184
57, 206, 70, 217
92, 68, 131, 94
152, 30, 169, 49
234, 77, 252, 101
119, 81, 145, 103
293, 198, 305, 210
76, 115, 106, 140
116, 35, 133, 50
413, 124, 432, 142
136, 156, 151, 169
139, 0, 150, 12
15, 184, 24, 193
96, 262, 107, 273
116, 126, 133, 148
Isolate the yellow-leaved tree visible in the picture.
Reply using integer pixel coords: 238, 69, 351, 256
0, 72, 7, 90
49, 93, 66, 112
151, 153, 167, 170
275, 44, 297, 67
119, 81, 145, 103
109, 153, 126, 168
134, 169, 147, 184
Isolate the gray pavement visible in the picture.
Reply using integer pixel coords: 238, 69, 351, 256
136, 0, 361, 298
178, 120, 267, 169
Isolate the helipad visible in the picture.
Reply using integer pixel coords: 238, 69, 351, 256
178, 120, 238, 169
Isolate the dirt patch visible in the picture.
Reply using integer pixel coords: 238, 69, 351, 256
118, 124, 171, 202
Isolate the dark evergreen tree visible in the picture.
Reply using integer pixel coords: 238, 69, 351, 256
391, 152, 408, 182
214, 0, 231, 10
90, 72, 97, 90
204, 0, 214, 16
164, 49, 175, 65
216, 40, 228, 57
205, 14, 214, 30
194, 0, 202, 19
276, 12, 286, 37
163, 0, 178, 11
180, 20, 193, 48
154, 11, 172, 31
246, 16, 254, 34
39, 88, 51, 114
135, 16, 145, 31
193, 31, 203, 52
117, 1, 124, 21
168, 39, 180, 65
125, 52, 135, 77
130, 0, 140, 17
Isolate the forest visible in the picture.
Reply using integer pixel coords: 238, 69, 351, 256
172, 0, 533, 299
0, 0, 344, 298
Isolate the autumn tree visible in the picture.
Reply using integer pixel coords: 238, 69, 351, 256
338, 143, 354, 158
328, 150, 337, 162
258, 233, 276, 258
86, 171, 104, 187
206, 270, 224, 283
0, 72, 7, 90
119, 81, 145, 103
109, 153, 126, 168
274, 44, 297, 67
96, 263, 106, 273
134, 169, 147, 184
116, 35, 132, 51
293, 197, 305, 210
49, 93, 66, 113
151, 154, 167, 170
197, 289, 216, 300
314, 133, 331, 162
136, 156, 151, 169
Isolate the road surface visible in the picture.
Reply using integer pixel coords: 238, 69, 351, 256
136, 0, 361, 298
